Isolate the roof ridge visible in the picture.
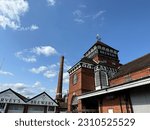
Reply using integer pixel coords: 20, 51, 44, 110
121, 53, 150, 67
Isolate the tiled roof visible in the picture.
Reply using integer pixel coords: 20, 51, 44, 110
111, 53, 150, 79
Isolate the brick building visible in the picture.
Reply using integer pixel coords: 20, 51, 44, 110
67, 39, 150, 113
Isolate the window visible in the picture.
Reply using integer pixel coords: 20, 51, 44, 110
95, 71, 101, 87
95, 70, 108, 90
101, 71, 108, 87
73, 74, 78, 85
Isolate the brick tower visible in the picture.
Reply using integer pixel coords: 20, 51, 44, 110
67, 38, 120, 112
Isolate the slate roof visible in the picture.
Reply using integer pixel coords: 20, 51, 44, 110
111, 53, 150, 79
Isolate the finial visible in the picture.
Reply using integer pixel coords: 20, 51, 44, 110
96, 34, 101, 41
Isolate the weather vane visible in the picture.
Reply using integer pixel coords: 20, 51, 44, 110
96, 34, 101, 41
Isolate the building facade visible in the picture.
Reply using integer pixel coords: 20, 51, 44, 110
0, 89, 58, 113
68, 40, 150, 113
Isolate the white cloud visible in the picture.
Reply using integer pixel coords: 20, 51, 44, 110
93, 10, 106, 19
29, 65, 58, 79
0, 81, 49, 98
43, 70, 57, 78
30, 24, 39, 30
33, 81, 41, 88
0, 70, 14, 76
15, 46, 57, 63
20, 56, 36, 63
29, 66, 48, 74
74, 18, 85, 23
19, 24, 39, 31
32, 46, 57, 56
47, 0, 56, 6
0, 0, 38, 31
63, 72, 69, 84
0, 0, 28, 30
73, 9, 85, 24
73, 10, 82, 17
0, 82, 31, 97
73, 8, 106, 25
0, 15, 20, 30
50, 64, 57, 68
15, 51, 37, 63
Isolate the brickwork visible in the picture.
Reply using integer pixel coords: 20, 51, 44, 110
110, 67, 150, 87
67, 40, 149, 113
68, 67, 95, 112
99, 93, 132, 113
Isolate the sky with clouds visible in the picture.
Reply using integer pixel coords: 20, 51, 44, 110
0, 0, 150, 98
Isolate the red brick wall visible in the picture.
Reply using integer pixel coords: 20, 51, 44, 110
68, 67, 95, 112
81, 68, 95, 91
100, 94, 129, 113
110, 67, 150, 86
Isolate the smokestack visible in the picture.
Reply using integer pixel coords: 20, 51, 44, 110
56, 56, 64, 101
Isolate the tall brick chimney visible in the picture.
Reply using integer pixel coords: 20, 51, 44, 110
56, 56, 64, 101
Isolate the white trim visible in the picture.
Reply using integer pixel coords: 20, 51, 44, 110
78, 77, 150, 100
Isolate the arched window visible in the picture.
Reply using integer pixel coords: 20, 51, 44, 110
72, 74, 78, 85
101, 71, 108, 88
95, 70, 108, 90
95, 71, 101, 87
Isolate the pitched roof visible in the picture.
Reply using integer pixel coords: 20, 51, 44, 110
27, 92, 58, 106
12, 89, 28, 102
111, 53, 150, 79
0, 88, 28, 102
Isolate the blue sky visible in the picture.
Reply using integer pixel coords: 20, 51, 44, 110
0, 0, 150, 98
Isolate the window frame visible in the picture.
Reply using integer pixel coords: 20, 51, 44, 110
72, 73, 78, 85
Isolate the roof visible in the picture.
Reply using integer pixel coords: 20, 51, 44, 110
111, 53, 150, 79
68, 57, 96, 73
78, 76, 150, 100
12, 89, 28, 102
27, 91, 58, 105
0, 88, 28, 102
84, 40, 119, 56
0, 88, 58, 105
80, 57, 97, 65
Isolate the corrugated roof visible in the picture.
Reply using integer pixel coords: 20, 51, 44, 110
111, 53, 150, 79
